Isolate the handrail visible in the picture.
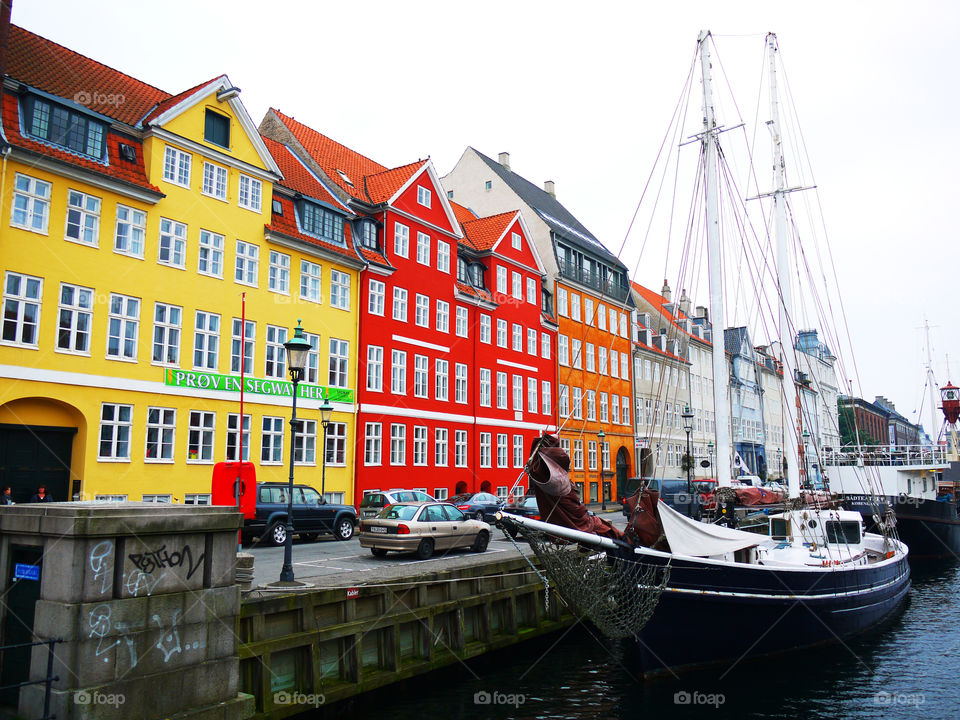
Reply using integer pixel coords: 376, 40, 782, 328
822, 445, 947, 467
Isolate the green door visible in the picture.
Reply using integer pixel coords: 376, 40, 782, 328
0, 424, 75, 502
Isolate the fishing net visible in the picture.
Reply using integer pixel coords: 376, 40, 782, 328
511, 524, 671, 638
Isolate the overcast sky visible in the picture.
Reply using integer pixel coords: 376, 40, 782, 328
13, 0, 958, 436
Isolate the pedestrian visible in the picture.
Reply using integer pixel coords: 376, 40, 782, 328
29, 485, 51, 503
0, 486, 13, 505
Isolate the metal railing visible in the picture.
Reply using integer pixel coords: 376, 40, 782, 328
557, 259, 629, 302
0, 637, 62, 720
822, 445, 947, 467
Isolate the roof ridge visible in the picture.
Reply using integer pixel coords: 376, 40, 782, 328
271, 108, 387, 174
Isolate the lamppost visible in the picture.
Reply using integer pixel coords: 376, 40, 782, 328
801, 429, 811, 490
319, 395, 334, 499
707, 441, 714, 477
598, 429, 606, 511
682, 405, 694, 496
278, 321, 312, 585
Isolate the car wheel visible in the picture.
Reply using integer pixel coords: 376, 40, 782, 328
474, 510, 485, 522
415, 538, 434, 560
335, 517, 355, 541
471, 531, 489, 553
371, 548, 388, 558
269, 522, 288, 547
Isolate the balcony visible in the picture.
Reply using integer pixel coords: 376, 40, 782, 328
557, 258, 629, 302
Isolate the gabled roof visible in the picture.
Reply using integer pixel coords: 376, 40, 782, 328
449, 201, 478, 226
460, 211, 516, 251
724, 327, 751, 356
140, 76, 219, 125
632, 281, 711, 346
6, 25, 167, 126
470, 147, 623, 268
262, 136, 349, 212
364, 161, 426, 204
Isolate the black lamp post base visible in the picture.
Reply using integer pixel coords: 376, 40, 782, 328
259, 580, 315, 592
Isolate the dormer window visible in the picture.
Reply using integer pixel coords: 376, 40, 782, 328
469, 263, 485, 289
457, 258, 469, 283
22, 95, 106, 160
204, 109, 230, 148
336, 169, 354, 187
417, 186, 431, 208
299, 201, 344, 244
360, 220, 378, 250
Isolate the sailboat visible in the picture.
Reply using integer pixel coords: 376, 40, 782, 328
499, 31, 910, 677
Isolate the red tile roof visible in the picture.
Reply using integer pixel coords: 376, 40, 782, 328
632, 281, 711, 346
449, 201, 477, 226
456, 281, 492, 303
460, 211, 516, 251
266, 194, 362, 263
262, 136, 346, 210
141, 76, 221, 125
363, 161, 425, 204
1, 90, 160, 194
6, 25, 168, 126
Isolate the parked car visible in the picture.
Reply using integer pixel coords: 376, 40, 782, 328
358, 490, 435, 519
501, 495, 541, 538
242, 482, 357, 546
359, 502, 490, 559
449, 492, 502, 521
621, 477, 702, 519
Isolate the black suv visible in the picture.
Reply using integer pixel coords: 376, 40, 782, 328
242, 482, 358, 546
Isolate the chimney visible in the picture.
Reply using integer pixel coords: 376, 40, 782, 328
0, 0, 12, 80
679, 288, 692, 316
695, 305, 708, 321
498, 152, 510, 170
661, 279, 672, 303
544, 180, 555, 198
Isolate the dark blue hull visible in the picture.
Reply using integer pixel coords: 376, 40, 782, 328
845, 495, 960, 560
621, 545, 911, 677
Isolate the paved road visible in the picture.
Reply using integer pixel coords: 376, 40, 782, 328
245, 508, 627, 591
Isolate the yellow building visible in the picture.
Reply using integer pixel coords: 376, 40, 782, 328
0, 26, 363, 504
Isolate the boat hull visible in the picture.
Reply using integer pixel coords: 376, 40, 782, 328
623, 544, 911, 677
845, 494, 960, 560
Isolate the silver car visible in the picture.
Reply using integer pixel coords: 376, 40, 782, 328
358, 490, 435, 519
359, 502, 490, 559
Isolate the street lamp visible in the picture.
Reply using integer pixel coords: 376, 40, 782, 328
682, 405, 694, 496
707, 440, 714, 475
598, 429, 606, 511
278, 320, 312, 585
319, 395, 334, 499
801, 429, 811, 489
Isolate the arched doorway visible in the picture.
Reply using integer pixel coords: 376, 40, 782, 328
454, 480, 468, 496
479, 480, 491, 494
616, 446, 631, 500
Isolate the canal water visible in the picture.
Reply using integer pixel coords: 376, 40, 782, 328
321, 561, 960, 719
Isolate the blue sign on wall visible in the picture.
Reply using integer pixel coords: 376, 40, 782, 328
13, 563, 40, 581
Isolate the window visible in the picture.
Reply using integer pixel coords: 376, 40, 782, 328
497, 371, 508, 409
455, 363, 468, 403
263, 325, 287, 378
390, 424, 406, 465
587, 390, 596, 421
414, 354, 429, 398
158, 218, 186, 268
393, 287, 408, 321
621, 352, 630, 379
620, 313, 628, 337
198, 230, 224, 277
295, 420, 317, 465
301, 260, 322, 302
188, 410, 215, 462
572, 339, 582, 369
435, 487, 449, 501
435, 359, 449, 400
416, 231, 431, 265
480, 315, 491, 343
415, 294, 429, 327
480, 368, 491, 407
584, 298, 594, 326
413, 426, 428, 466
328, 338, 349, 387
152, 302, 181, 365
105, 293, 139, 360
526, 277, 536, 304
57, 283, 93, 353
609, 308, 617, 333
145, 407, 176, 462
64, 190, 101, 245
261, 416, 284, 464
163, 146, 191, 187
598, 304, 606, 330
513, 435, 524, 468
417, 185, 431, 207
226, 413, 250, 461
24, 96, 105, 159
365, 423, 382, 465
391, 350, 407, 394
528, 378, 538, 414
622, 397, 630, 427
436, 300, 450, 332
542, 381, 552, 416
527, 328, 537, 355
558, 335, 569, 366
512, 374, 523, 412
366, 345, 383, 391
324, 422, 347, 466
202, 162, 228, 200
480, 433, 492, 468
455, 430, 468, 467
435, 428, 448, 466
99, 403, 132, 460
238, 175, 262, 212
300, 203, 345, 243
512, 323, 522, 352
114, 205, 146, 257
330, 270, 350, 309
598, 346, 608, 376
368, 279, 385, 315
586, 343, 595, 372
184, 494, 211, 505
268, 251, 290, 294
612, 394, 621, 424
359, 221, 378, 249
570, 293, 581, 322
599, 393, 608, 422
512, 271, 522, 300
497, 434, 508, 467
455, 306, 468, 337
204, 109, 230, 148
573, 439, 583, 470
557, 287, 568, 317
297, 329, 315, 384
235, 240, 259, 286
588, 441, 598, 471
559, 385, 570, 418
496, 266, 507, 294
541, 333, 551, 360
142, 494, 173, 503
437, 241, 450, 272
572, 387, 583, 419
511, 231, 522, 250
231, 319, 255, 374
394, 222, 409, 258
496, 319, 507, 348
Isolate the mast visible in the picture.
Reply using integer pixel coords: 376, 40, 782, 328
700, 30, 733, 488
924, 318, 939, 444
767, 33, 802, 499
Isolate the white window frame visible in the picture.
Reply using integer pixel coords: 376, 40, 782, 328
99, 403, 133, 461
542, 381, 552, 416
436, 300, 449, 333
188, 410, 216, 463
455, 430, 468, 468
455, 363, 468, 404
435, 428, 448, 467
231, 318, 255, 374
391, 349, 407, 395
455, 306, 468, 338
56, 282, 93, 355
365, 422, 382, 466
163, 146, 191, 188
158, 218, 187, 268
300, 260, 322, 303
390, 423, 406, 466
497, 371, 508, 410
368, 279, 385, 315
294, 419, 317, 466
526, 277, 536, 304
480, 314, 491, 344
105, 293, 139, 361
11, 173, 51, 234
226, 413, 251, 461
235, 240, 259, 287
238, 174, 263, 212
145, 407, 176, 463
151, 302, 182, 366
394, 222, 409, 258
264, 324, 288, 379
64, 189, 101, 246
417, 185, 432, 208
413, 426, 428, 466
479, 432, 492, 468
479, 368, 492, 407
416, 231, 431, 266
366, 345, 384, 391
415, 294, 430, 328
437, 240, 450, 272
414, 354, 429, 398
201, 161, 229, 201
328, 338, 349, 388
393, 287, 408, 322
435, 359, 449, 401
268, 250, 291, 294
114, 204, 146, 258
260, 416, 284, 464
197, 229, 224, 278
330, 270, 350, 310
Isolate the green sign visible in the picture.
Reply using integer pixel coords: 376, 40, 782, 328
163, 369, 354, 403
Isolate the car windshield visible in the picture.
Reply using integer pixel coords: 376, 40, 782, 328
523, 497, 538, 508
449, 494, 471, 504
378, 505, 418, 520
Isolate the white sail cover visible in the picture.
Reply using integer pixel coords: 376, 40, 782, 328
658, 500, 761, 557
